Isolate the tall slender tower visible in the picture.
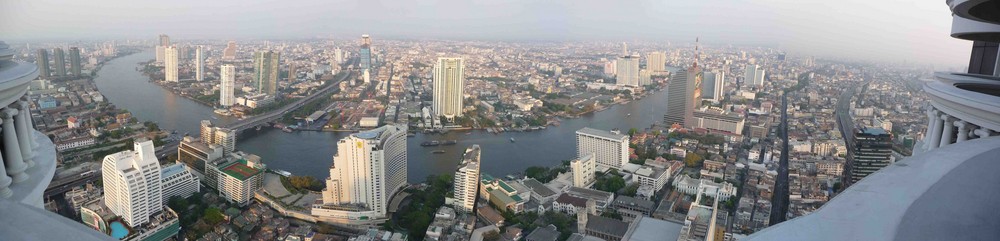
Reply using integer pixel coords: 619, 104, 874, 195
220, 65, 235, 107
52, 48, 66, 77
432, 57, 465, 118
69, 47, 81, 76
253, 51, 280, 95
164, 46, 178, 82
35, 49, 50, 78
195, 46, 205, 81
453, 145, 481, 213
359, 35, 373, 71
664, 39, 703, 127
159, 34, 170, 47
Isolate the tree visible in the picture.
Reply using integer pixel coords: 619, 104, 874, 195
685, 152, 704, 167
167, 196, 188, 212
622, 183, 640, 197
483, 230, 501, 241
628, 128, 638, 136
203, 207, 225, 225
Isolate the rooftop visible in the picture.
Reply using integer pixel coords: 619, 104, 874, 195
860, 127, 888, 136
220, 159, 263, 181
576, 127, 628, 140
525, 225, 560, 241
586, 214, 629, 237
160, 163, 188, 177
522, 178, 557, 197
626, 216, 683, 241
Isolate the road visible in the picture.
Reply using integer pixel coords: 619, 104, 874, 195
223, 70, 355, 131
835, 86, 858, 189
769, 91, 791, 225
45, 170, 101, 198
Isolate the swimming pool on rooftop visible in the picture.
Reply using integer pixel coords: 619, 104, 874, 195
109, 221, 129, 239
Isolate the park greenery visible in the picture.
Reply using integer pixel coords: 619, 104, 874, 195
281, 175, 325, 193
386, 174, 452, 240
593, 170, 627, 193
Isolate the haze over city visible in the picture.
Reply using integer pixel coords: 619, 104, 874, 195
1, 0, 969, 68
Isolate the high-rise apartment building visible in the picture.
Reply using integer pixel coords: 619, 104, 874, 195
745, 64, 765, 87
664, 64, 703, 127
159, 163, 200, 205
195, 46, 204, 81
850, 128, 892, 183
616, 55, 640, 87
164, 46, 178, 82
223, 41, 237, 60
647, 51, 667, 73
159, 34, 170, 47
576, 127, 629, 170
334, 47, 344, 64
314, 125, 408, 225
206, 152, 264, 206
220, 64, 235, 107
360, 35, 373, 71
702, 71, 724, 101
69, 47, 81, 76
53, 48, 66, 77
101, 140, 163, 226
155, 46, 165, 64
571, 153, 596, 188
35, 49, 50, 78
200, 120, 236, 154
433, 57, 465, 118
253, 51, 280, 95
453, 145, 481, 213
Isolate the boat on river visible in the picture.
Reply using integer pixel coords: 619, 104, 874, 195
431, 150, 445, 154
421, 141, 441, 146
442, 140, 457, 145
510, 137, 516, 143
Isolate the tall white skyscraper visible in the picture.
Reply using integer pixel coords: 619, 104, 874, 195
155, 46, 165, 64
200, 120, 236, 154
453, 145, 481, 213
616, 55, 640, 87
576, 127, 629, 170
702, 71, 724, 101
102, 140, 163, 226
195, 46, 205, 81
745, 64, 765, 87
647, 51, 667, 72
164, 46, 178, 82
433, 57, 464, 118
334, 47, 344, 64
315, 125, 408, 224
220, 64, 235, 107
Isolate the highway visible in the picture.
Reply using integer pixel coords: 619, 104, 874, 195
222, 70, 355, 131
835, 86, 858, 189
769, 91, 791, 225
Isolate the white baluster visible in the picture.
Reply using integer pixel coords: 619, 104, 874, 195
20, 96, 37, 149
928, 111, 944, 149
0, 110, 27, 184
939, 115, 956, 147
13, 102, 33, 169
0, 123, 11, 198
954, 121, 970, 143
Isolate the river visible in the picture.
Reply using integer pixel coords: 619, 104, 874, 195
95, 50, 673, 183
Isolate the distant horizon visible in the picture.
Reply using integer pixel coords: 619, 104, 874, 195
1, 0, 970, 69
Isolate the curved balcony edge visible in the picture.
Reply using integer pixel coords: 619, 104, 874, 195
8, 131, 58, 208
927, 72, 1000, 131
745, 136, 1000, 241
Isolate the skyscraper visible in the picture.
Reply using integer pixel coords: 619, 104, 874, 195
453, 145, 481, 213
576, 127, 629, 170
359, 34, 373, 71
664, 42, 703, 127
745, 64, 765, 87
334, 47, 343, 64
195, 46, 205, 81
35, 49, 50, 78
200, 120, 236, 155
616, 55, 640, 87
159, 34, 170, 47
223, 41, 237, 60
253, 51, 280, 95
164, 46, 178, 82
850, 127, 892, 183
155, 46, 165, 64
702, 71, 724, 101
69, 47, 81, 76
220, 64, 235, 107
52, 48, 66, 77
314, 125, 408, 224
647, 51, 667, 72
433, 57, 465, 118
102, 140, 163, 226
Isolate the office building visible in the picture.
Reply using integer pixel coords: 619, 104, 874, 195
69, 47, 81, 76
176, 136, 224, 180
664, 64, 703, 127
745, 64, 765, 87
850, 128, 892, 183
35, 49, 50, 78
158, 34, 170, 47
360, 34, 373, 71
200, 120, 236, 154
164, 46, 178, 82
453, 145, 481, 213
195, 46, 204, 81
223, 41, 237, 60
647, 51, 667, 73
206, 152, 264, 206
702, 71, 724, 101
433, 57, 465, 118
101, 140, 163, 226
253, 51, 280, 95
159, 163, 199, 204
576, 127, 629, 170
53, 48, 66, 76
220, 64, 235, 107
571, 153, 596, 188
693, 107, 745, 135
314, 125, 408, 225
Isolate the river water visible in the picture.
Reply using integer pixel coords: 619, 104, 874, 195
95, 50, 672, 183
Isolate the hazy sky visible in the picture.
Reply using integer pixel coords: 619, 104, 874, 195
0, 0, 969, 68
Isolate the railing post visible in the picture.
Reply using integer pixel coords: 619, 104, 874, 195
0, 111, 27, 184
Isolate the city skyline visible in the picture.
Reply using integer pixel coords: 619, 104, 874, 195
0, 0, 969, 68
